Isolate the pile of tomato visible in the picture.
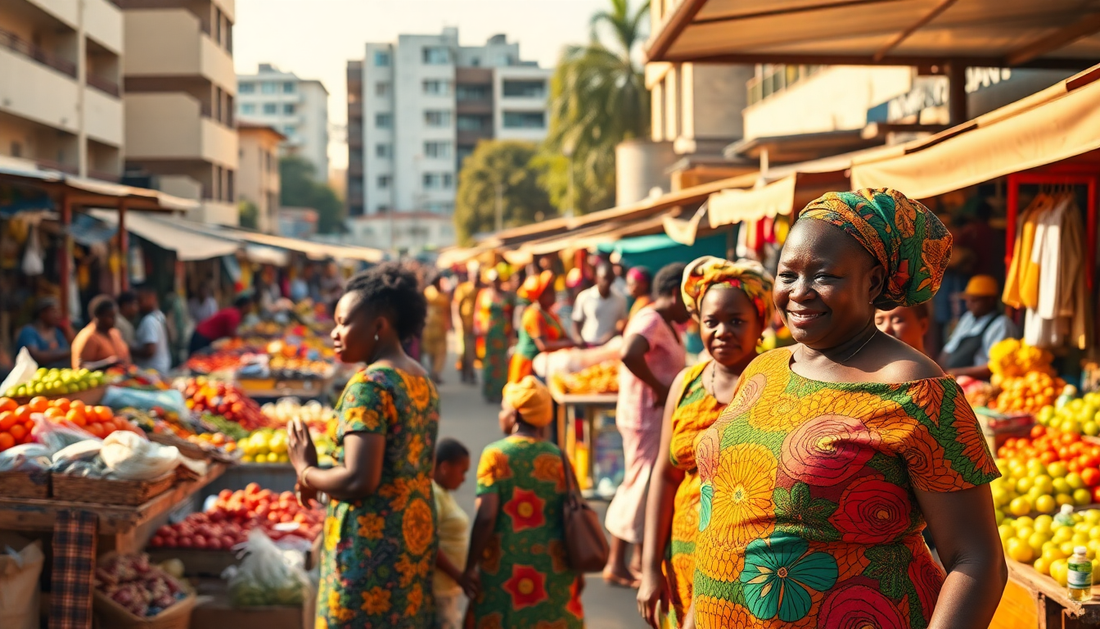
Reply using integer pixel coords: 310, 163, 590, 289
0, 396, 141, 452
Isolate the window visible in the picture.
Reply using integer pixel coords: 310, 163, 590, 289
422, 46, 450, 65
456, 84, 490, 101
10, 141, 22, 158
376, 82, 391, 97
241, 103, 256, 114
422, 173, 453, 189
283, 104, 295, 115
469, 57, 481, 67
503, 111, 546, 129
374, 50, 391, 67
375, 206, 391, 214
423, 80, 452, 96
457, 114, 488, 131
283, 124, 295, 136
502, 80, 546, 99
282, 82, 295, 93
425, 201, 454, 214
263, 103, 277, 115
378, 175, 392, 189
456, 146, 474, 169
376, 144, 392, 158
239, 82, 255, 94
424, 110, 452, 127
424, 142, 452, 158
375, 113, 393, 128
261, 82, 276, 94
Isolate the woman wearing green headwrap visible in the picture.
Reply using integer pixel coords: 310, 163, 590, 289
688, 189, 1005, 629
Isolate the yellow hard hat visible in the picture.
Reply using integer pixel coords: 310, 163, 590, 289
964, 275, 999, 297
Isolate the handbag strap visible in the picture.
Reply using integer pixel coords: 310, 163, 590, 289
558, 445, 577, 496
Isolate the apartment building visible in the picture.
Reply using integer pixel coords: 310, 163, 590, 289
346, 28, 551, 249
236, 64, 329, 182
0, 0, 124, 179
237, 122, 282, 233
118, 0, 239, 226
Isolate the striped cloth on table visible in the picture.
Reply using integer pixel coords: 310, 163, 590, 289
50, 509, 98, 629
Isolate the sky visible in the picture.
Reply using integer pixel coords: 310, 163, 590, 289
232, 0, 613, 170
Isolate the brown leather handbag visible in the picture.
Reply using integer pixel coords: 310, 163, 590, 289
558, 447, 610, 572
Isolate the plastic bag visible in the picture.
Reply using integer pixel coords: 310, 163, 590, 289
99, 431, 180, 481
33, 417, 99, 453
101, 387, 188, 418
0, 444, 52, 472
0, 349, 38, 399
51, 440, 103, 468
0, 533, 44, 629
227, 530, 309, 607
21, 225, 43, 276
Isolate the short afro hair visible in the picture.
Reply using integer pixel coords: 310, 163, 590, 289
345, 262, 427, 342
89, 295, 117, 319
435, 438, 470, 466
117, 291, 137, 307
653, 262, 687, 298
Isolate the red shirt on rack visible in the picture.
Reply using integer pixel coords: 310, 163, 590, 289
195, 308, 242, 341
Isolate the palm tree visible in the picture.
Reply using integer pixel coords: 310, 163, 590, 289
539, 0, 651, 215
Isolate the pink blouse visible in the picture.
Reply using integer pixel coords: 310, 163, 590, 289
616, 307, 686, 432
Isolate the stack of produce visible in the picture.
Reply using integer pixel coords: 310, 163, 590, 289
4, 367, 107, 398
557, 361, 620, 394
149, 484, 323, 549
236, 428, 289, 464
95, 554, 189, 618
179, 378, 267, 431
987, 339, 1063, 414
992, 426, 1100, 520
0, 396, 141, 452
260, 398, 336, 431
998, 508, 1100, 584
957, 375, 995, 408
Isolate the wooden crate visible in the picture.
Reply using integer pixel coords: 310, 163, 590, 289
146, 549, 240, 577
93, 589, 196, 629
52, 471, 175, 506
994, 559, 1100, 628
0, 469, 50, 499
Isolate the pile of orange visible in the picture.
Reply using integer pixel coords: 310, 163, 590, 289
991, 371, 1066, 414
0, 396, 140, 452
0, 397, 37, 452
558, 361, 620, 395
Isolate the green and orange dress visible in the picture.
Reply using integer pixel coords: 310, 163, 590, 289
693, 349, 999, 629
466, 435, 585, 629
317, 365, 440, 629
508, 304, 567, 384
665, 360, 725, 627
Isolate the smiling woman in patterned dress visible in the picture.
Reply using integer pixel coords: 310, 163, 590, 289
636, 257, 775, 628
688, 189, 1006, 629
287, 263, 440, 629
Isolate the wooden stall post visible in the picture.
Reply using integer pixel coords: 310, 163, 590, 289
59, 193, 72, 324
118, 199, 129, 291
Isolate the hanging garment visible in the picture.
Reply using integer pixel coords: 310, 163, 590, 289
1003, 196, 1047, 309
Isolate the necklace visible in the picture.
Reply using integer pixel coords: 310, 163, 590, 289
840, 329, 878, 364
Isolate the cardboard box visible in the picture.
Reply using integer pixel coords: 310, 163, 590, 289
188, 578, 314, 629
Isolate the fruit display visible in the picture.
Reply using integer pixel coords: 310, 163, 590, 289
992, 426, 1100, 520
180, 378, 268, 431
236, 428, 289, 464
261, 398, 336, 431
957, 375, 995, 408
149, 484, 323, 549
0, 396, 140, 452
998, 508, 1100, 584
5, 367, 107, 398
989, 338, 1058, 381
95, 554, 189, 618
1036, 390, 1100, 437
990, 370, 1066, 415
556, 361, 620, 395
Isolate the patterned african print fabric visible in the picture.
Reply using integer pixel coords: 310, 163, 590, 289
466, 435, 585, 629
681, 257, 775, 323
477, 288, 514, 402
508, 305, 566, 383
317, 365, 440, 629
799, 188, 951, 308
665, 360, 725, 627
693, 349, 999, 629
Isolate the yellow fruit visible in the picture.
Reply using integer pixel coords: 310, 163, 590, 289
1009, 497, 1033, 517
1051, 559, 1070, 586
265, 452, 279, 463
1006, 538, 1035, 563
1034, 557, 1051, 575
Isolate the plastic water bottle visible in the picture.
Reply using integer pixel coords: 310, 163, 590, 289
1068, 546, 1094, 602
1055, 504, 1076, 529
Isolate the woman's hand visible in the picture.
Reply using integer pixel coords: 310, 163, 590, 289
636, 571, 669, 628
681, 602, 696, 629
287, 418, 318, 473
459, 569, 481, 600
295, 481, 318, 508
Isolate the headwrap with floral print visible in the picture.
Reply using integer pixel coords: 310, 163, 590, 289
798, 188, 951, 308
681, 256, 775, 324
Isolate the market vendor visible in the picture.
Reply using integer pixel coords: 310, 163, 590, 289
15, 297, 72, 368
71, 295, 131, 370
939, 274, 1019, 379
572, 262, 627, 347
188, 295, 255, 356
508, 270, 575, 383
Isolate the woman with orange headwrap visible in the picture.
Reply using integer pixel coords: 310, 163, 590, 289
508, 271, 575, 383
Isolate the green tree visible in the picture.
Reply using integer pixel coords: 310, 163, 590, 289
454, 140, 557, 244
238, 200, 258, 229
279, 156, 343, 234
541, 0, 651, 215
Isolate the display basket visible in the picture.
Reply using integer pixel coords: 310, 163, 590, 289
0, 469, 51, 498
52, 470, 175, 505
93, 588, 196, 629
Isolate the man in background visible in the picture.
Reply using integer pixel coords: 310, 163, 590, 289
132, 286, 172, 375
573, 263, 627, 347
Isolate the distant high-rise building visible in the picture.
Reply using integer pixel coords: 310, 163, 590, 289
237, 64, 329, 182
0, 0, 124, 180
345, 27, 551, 249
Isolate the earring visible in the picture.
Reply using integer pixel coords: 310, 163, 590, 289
374, 334, 379, 341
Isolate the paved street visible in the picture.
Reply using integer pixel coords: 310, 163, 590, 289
434, 359, 648, 629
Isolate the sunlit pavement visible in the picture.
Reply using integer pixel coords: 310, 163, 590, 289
435, 356, 648, 629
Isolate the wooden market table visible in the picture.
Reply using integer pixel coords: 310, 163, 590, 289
991, 559, 1100, 628
549, 386, 618, 497
0, 464, 226, 628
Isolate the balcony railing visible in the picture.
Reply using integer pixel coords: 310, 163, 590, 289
37, 159, 79, 175
87, 73, 121, 97
0, 27, 77, 78
747, 65, 824, 107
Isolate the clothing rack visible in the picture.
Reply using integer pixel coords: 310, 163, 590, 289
1005, 168, 1099, 291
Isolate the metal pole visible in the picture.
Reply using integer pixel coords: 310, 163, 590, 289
495, 181, 503, 233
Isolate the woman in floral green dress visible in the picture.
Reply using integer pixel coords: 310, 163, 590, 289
464, 376, 585, 629
288, 263, 440, 629
476, 265, 514, 403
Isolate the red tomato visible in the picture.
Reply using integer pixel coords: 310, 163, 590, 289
178, 536, 193, 548
1082, 468, 1100, 488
